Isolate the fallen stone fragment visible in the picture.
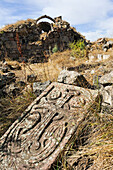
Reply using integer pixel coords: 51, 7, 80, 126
0, 82, 98, 170
58, 70, 94, 89
100, 86, 113, 106
103, 55, 110, 60
99, 71, 113, 85
0, 72, 16, 88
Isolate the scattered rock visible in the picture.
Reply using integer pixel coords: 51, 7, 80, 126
5, 83, 20, 96
11, 64, 21, 70
16, 81, 26, 87
99, 71, 113, 85
103, 54, 110, 60
27, 74, 37, 82
97, 38, 107, 44
0, 72, 16, 89
100, 86, 113, 106
88, 55, 95, 61
58, 70, 94, 89
1, 67, 9, 73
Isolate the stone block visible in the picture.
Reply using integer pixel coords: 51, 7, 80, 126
103, 55, 110, 60
99, 71, 113, 85
101, 86, 113, 106
58, 70, 94, 89
0, 82, 98, 170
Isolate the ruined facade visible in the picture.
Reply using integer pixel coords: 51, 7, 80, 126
0, 15, 85, 63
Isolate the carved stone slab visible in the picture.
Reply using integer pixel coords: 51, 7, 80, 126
0, 82, 97, 170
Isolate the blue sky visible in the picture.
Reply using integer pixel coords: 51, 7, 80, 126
1, 0, 113, 41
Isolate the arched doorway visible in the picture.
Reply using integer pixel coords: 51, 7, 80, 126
36, 15, 55, 33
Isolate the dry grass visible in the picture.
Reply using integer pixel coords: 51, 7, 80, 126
0, 90, 36, 137
4, 48, 112, 85
52, 102, 113, 169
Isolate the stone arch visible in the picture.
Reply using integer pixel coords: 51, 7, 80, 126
36, 15, 55, 23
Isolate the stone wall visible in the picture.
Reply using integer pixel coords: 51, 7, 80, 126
0, 16, 85, 63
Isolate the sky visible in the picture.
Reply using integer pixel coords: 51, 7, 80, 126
1, 0, 113, 41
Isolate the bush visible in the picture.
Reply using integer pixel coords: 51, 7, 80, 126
52, 44, 58, 53
69, 40, 86, 58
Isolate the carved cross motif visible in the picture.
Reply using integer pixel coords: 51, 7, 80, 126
0, 82, 96, 170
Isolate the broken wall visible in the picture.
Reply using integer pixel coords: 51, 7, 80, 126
0, 16, 85, 62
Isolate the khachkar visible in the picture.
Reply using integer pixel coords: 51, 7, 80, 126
0, 82, 97, 169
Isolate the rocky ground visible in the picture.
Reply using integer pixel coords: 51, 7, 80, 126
0, 42, 113, 169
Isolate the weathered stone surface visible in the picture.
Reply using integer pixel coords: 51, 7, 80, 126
0, 82, 97, 170
33, 80, 51, 96
0, 72, 16, 88
58, 70, 94, 89
5, 83, 20, 96
1, 66, 9, 73
99, 71, 113, 85
0, 15, 85, 62
101, 86, 113, 106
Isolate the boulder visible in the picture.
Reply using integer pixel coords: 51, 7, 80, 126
99, 71, 113, 85
58, 70, 94, 89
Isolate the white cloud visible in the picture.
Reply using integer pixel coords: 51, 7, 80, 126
24, 0, 113, 24
1, 0, 113, 41
81, 31, 105, 41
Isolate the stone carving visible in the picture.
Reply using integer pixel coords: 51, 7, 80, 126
0, 82, 97, 169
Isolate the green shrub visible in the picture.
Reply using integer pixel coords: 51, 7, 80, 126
0, 31, 4, 34
69, 40, 86, 58
52, 44, 58, 53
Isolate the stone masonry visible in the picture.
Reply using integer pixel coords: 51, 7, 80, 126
0, 15, 85, 63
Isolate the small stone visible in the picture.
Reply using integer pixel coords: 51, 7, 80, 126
103, 55, 110, 60
97, 54, 102, 61
91, 70, 95, 74
88, 55, 95, 61
100, 86, 113, 106
103, 48, 107, 52
27, 74, 37, 82
1, 67, 8, 73
99, 71, 113, 85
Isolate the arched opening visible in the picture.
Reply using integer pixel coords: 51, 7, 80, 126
37, 21, 51, 33
36, 15, 55, 33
